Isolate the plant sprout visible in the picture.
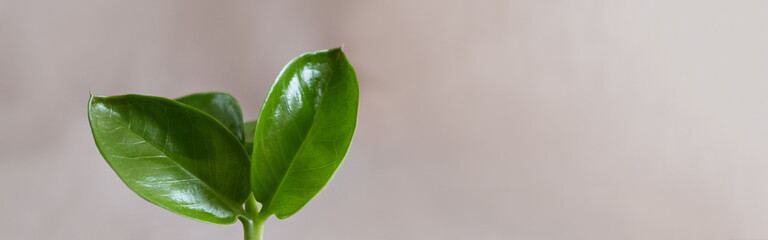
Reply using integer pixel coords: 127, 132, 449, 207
88, 48, 359, 240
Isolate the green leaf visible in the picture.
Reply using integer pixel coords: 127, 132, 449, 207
244, 120, 257, 154
251, 48, 359, 219
176, 92, 245, 143
88, 94, 251, 225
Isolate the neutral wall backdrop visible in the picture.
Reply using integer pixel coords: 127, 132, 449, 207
2, 1, 768, 239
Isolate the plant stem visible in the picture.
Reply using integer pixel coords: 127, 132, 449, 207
240, 195, 267, 240
239, 216, 256, 240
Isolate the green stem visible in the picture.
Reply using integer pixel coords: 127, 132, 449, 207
239, 216, 256, 240
240, 196, 267, 240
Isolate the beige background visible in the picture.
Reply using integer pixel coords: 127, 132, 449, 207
2, 0, 768, 239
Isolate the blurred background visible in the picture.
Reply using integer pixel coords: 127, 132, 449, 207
1, 1, 768, 239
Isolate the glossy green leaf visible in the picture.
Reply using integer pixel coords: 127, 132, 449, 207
251, 48, 359, 219
88, 94, 251, 224
176, 92, 245, 142
244, 120, 257, 154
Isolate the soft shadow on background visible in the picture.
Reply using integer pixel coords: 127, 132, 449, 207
1, 1, 768, 239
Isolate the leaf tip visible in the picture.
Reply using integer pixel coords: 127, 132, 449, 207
324, 46, 344, 55
89, 93, 107, 103
88, 92, 96, 106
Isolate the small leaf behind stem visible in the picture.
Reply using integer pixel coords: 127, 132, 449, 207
176, 92, 245, 143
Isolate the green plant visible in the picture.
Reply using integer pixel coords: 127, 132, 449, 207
88, 48, 359, 240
